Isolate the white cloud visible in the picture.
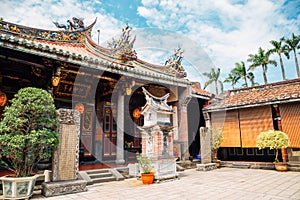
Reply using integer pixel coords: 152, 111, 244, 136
1, 0, 299, 92
137, 0, 300, 91
0, 0, 123, 46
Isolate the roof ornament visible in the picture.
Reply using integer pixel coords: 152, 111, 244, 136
164, 47, 187, 78
107, 23, 137, 62
53, 17, 85, 32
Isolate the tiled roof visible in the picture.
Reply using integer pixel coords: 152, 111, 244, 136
0, 20, 192, 87
204, 78, 300, 112
191, 82, 212, 99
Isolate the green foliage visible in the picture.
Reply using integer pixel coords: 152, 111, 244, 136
136, 154, 154, 174
0, 87, 59, 177
256, 130, 289, 162
203, 68, 223, 95
248, 47, 277, 84
211, 128, 224, 151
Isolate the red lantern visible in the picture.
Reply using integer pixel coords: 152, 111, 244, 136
75, 103, 84, 114
133, 108, 141, 119
0, 92, 7, 107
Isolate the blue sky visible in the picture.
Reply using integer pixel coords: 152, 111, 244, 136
1, 0, 299, 92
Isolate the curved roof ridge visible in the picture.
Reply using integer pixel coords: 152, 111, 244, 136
0, 18, 96, 43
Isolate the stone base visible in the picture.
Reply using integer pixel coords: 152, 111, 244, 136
42, 180, 87, 197
196, 163, 217, 171
115, 159, 126, 166
128, 163, 139, 177
152, 158, 178, 180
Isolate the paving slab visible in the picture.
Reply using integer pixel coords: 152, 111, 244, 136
26, 168, 300, 200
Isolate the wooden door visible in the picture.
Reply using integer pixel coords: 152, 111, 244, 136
103, 107, 117, 159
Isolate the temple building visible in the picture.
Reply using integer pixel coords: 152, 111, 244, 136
0, 17, 211, 169
204, 79, 300, 163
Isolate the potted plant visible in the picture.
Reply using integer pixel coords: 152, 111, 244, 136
0, 87, 59, 199
256, 130, 289, 171
210, 128, 224, 167
136, 154, 155, 184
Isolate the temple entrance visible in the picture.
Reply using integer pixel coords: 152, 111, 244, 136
103, 106, 117, 160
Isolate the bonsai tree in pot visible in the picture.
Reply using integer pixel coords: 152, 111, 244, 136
210, 127, 224, 167
136, 154, 154, 184
256, 130, 289, 171
0, 87, 59, 199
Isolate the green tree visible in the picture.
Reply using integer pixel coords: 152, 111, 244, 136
284, 33, 300, 78
224, 73, 238, 89
269, 38, 290, 80
0, 87, 59, 177
247, 47, 277, 84
203, 68, 223, 95
247, 72, 258, 87
232, 61, 252, 87
257, 130, 289, 163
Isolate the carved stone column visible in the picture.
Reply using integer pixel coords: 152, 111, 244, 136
52, 109, 81, 181
178, 87, 191, 160
200, 127, 212, 164
115, 91, 125, 165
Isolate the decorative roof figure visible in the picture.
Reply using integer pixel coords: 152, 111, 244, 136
53, 17, 85, 32
107, 23, 137, 62
164, 47, 187, 78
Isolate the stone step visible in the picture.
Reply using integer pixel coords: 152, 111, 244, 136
92, 176, 116, 184
86, 169, 110, 174
79, 168, 126, 185
89, 172, 113, 179
232, 163, 251, 169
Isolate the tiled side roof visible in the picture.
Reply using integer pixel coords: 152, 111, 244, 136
191, 82, 212, 99
204, 78, 300, 112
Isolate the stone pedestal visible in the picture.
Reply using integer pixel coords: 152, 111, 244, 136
42, 180, 87, 197
152, 157, 178, 180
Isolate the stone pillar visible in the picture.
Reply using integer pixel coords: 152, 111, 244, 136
52, 109, 81, 181
172, 106, 178, 140
196, 127, 216, 171
178, 87, 191, 160
115, 91, 125, 165
168, 132, 174, 157
200, 127, 211, 164
204, 112, 211, 129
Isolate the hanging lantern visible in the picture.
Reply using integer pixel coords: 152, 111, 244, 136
0, 92, 7, 106
51, 66, 62, 87
75, 103, 85, 114
133, 108, 141, 119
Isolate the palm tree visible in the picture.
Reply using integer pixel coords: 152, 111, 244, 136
231, 61, 249, 87
284, 33, 300, 78
203, 68, 223, 95
224, 73, 238, 89
269, 38, 290, 80
247, 72, 258, 86
247, 47, 277, 84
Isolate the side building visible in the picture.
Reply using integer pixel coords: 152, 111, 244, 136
203, 79, 300, 163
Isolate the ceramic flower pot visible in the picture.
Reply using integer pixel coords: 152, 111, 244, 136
0, 174, 39, 199
141, 173, 154, 184
274, 162, 288, 172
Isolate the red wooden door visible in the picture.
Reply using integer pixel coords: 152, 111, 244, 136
103, 107, 117, 159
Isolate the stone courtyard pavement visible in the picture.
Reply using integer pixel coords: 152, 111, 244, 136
33, 168, 300, 200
